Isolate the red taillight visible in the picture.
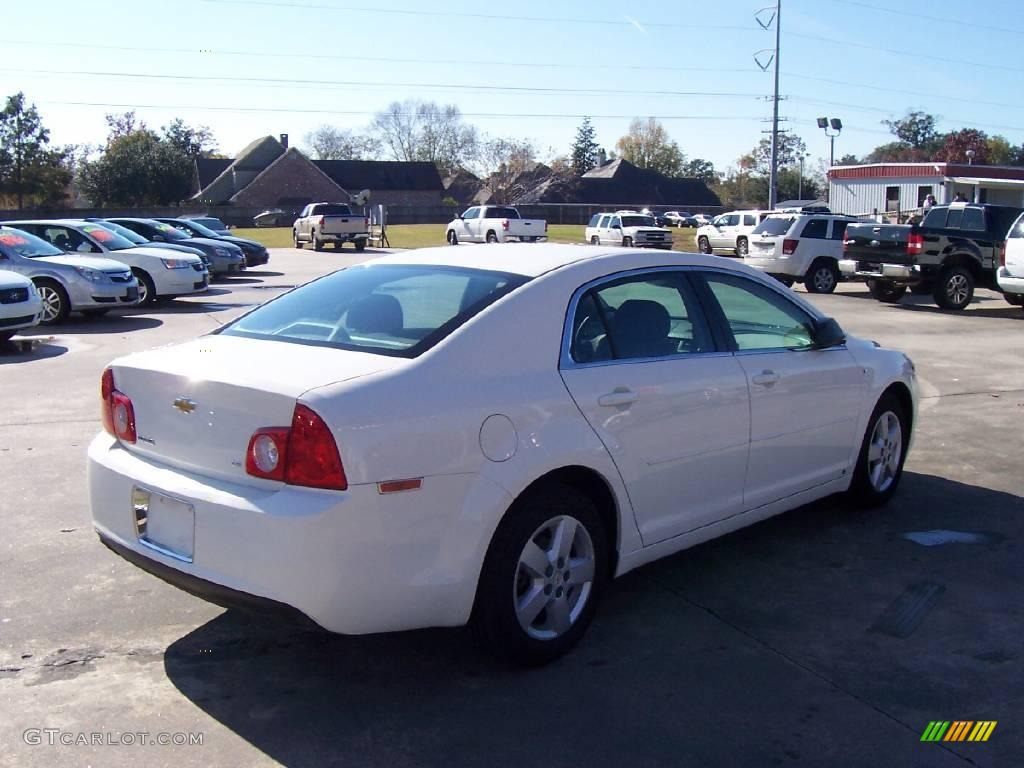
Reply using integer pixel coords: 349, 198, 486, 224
246, 404, 347, 490
502, 219, 510, 231
100, 367, 136, 444
999, 241, 1007, 267
364, 216, 370, 228
318, 215, 325, 227
842, 239, 849, 253
782, 238, 799, 255
907, 232, 924, 256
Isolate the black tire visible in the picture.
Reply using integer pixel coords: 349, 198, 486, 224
804, 259, 839, 294
697, 236, 712, 254
80, 309, 110, 319
736, 237, 749, 257
34, 278, 70, 325
132, 268, 156, 305
293, 230, 303, 249
486, 231, 499, 244
447, 230, 458, 245
867, 279, 907, 304
312, 231, 324, 252
1002, 291, 1023, 306
353, 239, 366, 252
933, 265, 974, 310
472, 482, 609, 666
0, 330, 15, 343
849, 392, 909, 508
590, 236, 600, 245
622, 236, 633, 248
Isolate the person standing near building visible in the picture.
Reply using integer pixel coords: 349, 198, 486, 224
923, 193, 936, 212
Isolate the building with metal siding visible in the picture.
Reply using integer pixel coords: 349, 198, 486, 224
829, 163, 1024, 216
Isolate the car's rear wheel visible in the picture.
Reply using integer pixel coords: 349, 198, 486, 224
354, 239, 366, 252
132, 268, 156, 305
697, 236, 712, 254
473, 482, 608, 666
867, 279, 907, 303
804, 259, 839, 294
293, 230, 303, 249
736, 237, 749, 257
486, 231, 499, 244
590, 236, 599, 245
849, 392, 908, 507
933, 266, 974, 310
447, 230, 458, 245
34, 279, 70, 325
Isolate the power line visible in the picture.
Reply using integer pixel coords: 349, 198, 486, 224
785, 73, 1024, 112
829, 0, 1024, 36
4, 68, 765, 100
39, 100, 767, 121
200, 0, 759, 31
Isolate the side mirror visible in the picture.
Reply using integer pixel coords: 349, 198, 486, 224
458, 215, 464, 220
811, 317, 846, 349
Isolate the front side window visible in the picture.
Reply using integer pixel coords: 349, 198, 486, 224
700, 272, 815, 351
221, 264, 527, 357
39, 226, 98, 253
79, 224, 135, 251
0, 228, 63, 258
922, 207, 948, 228
800, 218, 829, 239
462, 207, 480, 220
569, 272, 711, 363
610, 217, 621, 228
724, 214, 740, 226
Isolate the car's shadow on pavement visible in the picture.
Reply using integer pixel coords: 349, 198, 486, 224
0, 336, 68, 363
31, 315, 165, 335
162, 472, 1023, 768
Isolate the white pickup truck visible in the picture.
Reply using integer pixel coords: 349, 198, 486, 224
293, 203, 369, 252
446, 206, 547, 244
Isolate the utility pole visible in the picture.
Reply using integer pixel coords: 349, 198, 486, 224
768, 0, 781, 210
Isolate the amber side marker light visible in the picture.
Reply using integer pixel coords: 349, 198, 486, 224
377, 478, 423, 494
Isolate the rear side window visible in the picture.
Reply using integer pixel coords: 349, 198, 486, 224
800, 219, 829, 239
221, 264, 527, 357
922, 207, 947, 228
743, 215, 756, 226
960, 208, 985, 231
946, 208, 964, 229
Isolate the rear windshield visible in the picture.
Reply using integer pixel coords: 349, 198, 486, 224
313, 204, 353, 216
621, 216, 656, 228
219, 264, 528, 357
485, 207, 520, 219
191, 217, 227, 230
752, 217, 796, 236
0, 228, 63, 258
169, 219, 217, 238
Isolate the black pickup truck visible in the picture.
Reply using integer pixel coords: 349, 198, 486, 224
839, 203, 1022, 310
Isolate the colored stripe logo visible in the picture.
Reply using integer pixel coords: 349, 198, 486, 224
921, 721, 996, 742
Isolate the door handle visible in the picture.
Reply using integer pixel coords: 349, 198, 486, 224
751, 370, 780, 387
598, 389, 639, 407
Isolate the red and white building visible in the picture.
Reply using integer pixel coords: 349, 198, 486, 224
828, 163, 1024, 216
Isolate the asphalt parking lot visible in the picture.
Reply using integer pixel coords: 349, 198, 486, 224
1, 247, 1022, 768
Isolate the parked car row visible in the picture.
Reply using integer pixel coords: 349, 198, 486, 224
0, 214, 270, 337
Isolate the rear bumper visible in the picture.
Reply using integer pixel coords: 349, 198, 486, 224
88, 434, 499, 635
320, 233, 368, 242
996, 268, 1024, 295
839, 259, 919, 281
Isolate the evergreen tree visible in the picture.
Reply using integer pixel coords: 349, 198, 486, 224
570, 117, 599, 176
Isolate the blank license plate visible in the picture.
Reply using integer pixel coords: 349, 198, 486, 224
134, 487, 195, 561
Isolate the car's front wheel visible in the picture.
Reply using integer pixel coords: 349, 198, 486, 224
849, 392, 908, 507
447, 230, 458, 245
34, 279, 70, 325
132, 268, 156, 305
736, 237, 748, 257
697, 236, 712, 254
473, 482, 608, 666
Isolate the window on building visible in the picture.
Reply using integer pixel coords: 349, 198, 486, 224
885, 186, 900, 212
917, 186, 934, 207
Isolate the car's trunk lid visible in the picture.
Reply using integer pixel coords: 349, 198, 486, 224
110, 335, 403, 485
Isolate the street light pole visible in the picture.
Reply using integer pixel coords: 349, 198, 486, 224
798, 154, 805, 200
818, 117, 843, 168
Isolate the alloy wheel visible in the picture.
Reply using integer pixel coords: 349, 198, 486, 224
946, 274, 970, 306
812, 266, 836, 292
38, 286, 63, 322
867, 411, 902, 493
514, 515, 595, 641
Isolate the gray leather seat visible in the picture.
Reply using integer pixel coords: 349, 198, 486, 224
610, 299, 677, 359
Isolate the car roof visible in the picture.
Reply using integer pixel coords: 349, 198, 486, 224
366, 243, 743, 279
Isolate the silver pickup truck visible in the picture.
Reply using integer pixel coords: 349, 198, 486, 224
293, 203, 369, 252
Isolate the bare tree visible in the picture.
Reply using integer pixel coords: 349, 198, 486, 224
371, 100, 478, 175
476, 137, 536, 204
615, 118, 684, 177
305, 124, 380, 160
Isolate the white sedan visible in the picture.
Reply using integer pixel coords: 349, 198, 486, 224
0, 269, 43, 342
89, 244, 917, 665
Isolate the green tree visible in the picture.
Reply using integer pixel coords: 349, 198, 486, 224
570, 117, 600, 175
745, 134, 808, 176
882, 111, 939, 149
0, 92, 72, 209
986, 135, 1014, 165
835, 153, 860, 166
682, 158, 717, 183
615, 118, 684, 177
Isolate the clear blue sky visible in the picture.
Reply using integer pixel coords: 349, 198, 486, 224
5, 0, 1024, 173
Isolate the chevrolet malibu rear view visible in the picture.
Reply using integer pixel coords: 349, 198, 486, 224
89, 244, 917, 665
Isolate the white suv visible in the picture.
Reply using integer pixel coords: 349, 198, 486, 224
744, 213, 859, 294
695, 210, 770, 256
585, 212, 672, 249
999, 211, 1024, 309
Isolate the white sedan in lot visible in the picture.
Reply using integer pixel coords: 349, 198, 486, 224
0, 269, 43, 342
89, 244, 917, 665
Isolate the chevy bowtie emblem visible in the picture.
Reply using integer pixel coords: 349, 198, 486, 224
172, 397, 197, 414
